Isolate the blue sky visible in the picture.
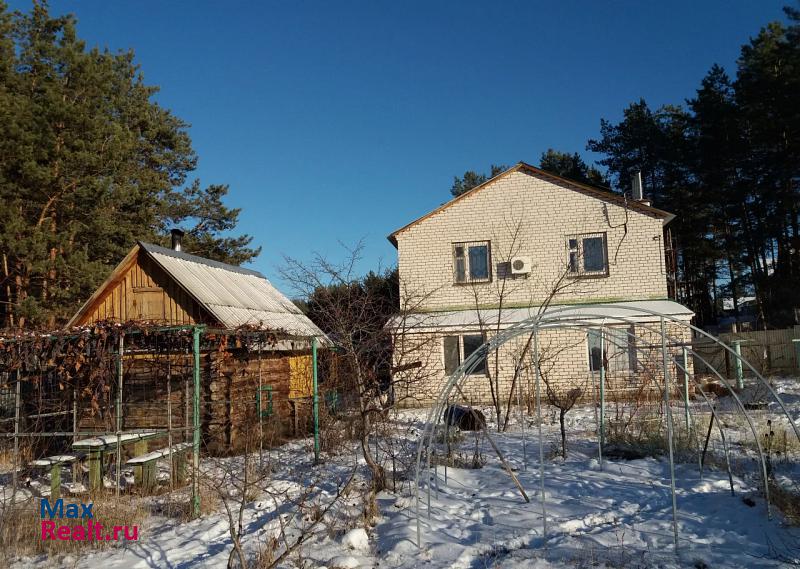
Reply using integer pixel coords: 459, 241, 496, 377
7, 1, 789, 295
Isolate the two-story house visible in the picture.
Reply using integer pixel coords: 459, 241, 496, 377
388, 162, 694, 406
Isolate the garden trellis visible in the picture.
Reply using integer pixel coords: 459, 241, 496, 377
0, 322, 322, 517
414, 304, 800, 554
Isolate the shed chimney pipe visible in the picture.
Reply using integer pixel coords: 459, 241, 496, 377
171, 228, 184, 252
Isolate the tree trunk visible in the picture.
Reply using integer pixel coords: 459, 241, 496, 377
361, 413, 386, 492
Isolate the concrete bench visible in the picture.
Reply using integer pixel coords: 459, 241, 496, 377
127, 442, 192, 490
30, 453, 86, 499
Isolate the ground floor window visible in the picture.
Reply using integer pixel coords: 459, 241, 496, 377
443, 334, 488, 375
587, 326, 636, 373
443, 336, 461, 374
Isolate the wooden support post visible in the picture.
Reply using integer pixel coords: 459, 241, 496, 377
142, 461, 156, 492
50, 464, 62, 500
132, 440, 148, 486
88, 450, 102, 492
173, 452, 187, 485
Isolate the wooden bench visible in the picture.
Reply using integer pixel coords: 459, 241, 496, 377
72, 430, 164, 491
30, 453, 85, 499
127, 442, 192, 490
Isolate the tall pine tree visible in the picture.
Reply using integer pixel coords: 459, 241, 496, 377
0, 1, 259, 328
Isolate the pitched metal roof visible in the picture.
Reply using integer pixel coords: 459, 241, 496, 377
138, 242, 326, 338
387, 299, 693, 330
387, 162, 675, 247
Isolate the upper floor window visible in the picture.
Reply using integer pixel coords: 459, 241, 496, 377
453, 241, 491, 284
567, 232, 608, 277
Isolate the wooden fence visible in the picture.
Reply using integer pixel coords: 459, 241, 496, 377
692, 326, 800, 378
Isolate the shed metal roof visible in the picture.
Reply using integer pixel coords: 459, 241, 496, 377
138, 242, 326, 338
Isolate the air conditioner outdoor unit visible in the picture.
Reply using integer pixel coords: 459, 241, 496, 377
510, 256, 532, 275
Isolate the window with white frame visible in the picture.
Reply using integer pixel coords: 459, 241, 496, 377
567, 232, 608, 277
587, 326, 636, 373
442, 334, 488, 375
453, 241, 491, 284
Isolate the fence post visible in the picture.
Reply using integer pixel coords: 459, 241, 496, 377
533, 328, 547, 544
732, 340, 745, 390
682, 346, 690, 431
192, 325, 202, 518
257, 339, 263, 466
167, 354, 173, 489
312, 336, 320, 464
598, 327, 605, 470
661, 318, 679, 551
12, 368, 20, 496
115, 333, 124, 498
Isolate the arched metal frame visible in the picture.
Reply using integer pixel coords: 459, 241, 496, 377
413, 304, 800, 553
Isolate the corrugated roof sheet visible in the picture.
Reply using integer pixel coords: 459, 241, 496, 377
388, 299, 694, 330
139, 242, 326, 339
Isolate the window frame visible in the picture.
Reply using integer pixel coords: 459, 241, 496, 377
566, 232, 609, 278
452, 240, 492, 284
587, 326, 637, 375
442, 334, 489, 376
461, 333, 488, 376
443, 335, 461, 375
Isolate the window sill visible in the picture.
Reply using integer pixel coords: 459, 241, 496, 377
567, 272, 609, 279
453, 280, 492, 286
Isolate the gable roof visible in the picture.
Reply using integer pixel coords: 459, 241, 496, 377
67, 241, 327, 340
387, 162, 675, 247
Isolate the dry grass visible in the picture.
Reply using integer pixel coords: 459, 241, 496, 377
770, 481, 800, 526
606, 412, 698, 459
0, 492, 147, 564
155, 483, 222, 522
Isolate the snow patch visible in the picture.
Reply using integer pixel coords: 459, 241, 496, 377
328, 555, 361, 568
341, 527, 369, 551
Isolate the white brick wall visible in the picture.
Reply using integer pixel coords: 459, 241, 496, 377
391, 168, 690, 407
394, 321, 694, 407
395, 170, 669, 311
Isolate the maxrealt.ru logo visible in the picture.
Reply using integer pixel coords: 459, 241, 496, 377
40, 498, 138, 541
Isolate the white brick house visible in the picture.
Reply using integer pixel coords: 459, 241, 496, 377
388, 162, 694, 406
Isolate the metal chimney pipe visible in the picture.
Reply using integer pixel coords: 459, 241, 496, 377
170, 228, 184, 252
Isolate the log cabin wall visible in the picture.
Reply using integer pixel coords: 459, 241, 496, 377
76, 350, 312, 455
79, 251, 209, 326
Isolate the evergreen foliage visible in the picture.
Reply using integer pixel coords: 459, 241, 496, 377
450, 7, 799, 327
587, 6, 800, 326
0, 2, 259, 328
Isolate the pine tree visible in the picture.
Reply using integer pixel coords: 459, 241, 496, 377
538, 149, 608, 186
450, 164, 507, 197
0, 2, 259, 328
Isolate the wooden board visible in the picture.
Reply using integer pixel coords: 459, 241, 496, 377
289, 355, 313, 399
74, 249, 211, 326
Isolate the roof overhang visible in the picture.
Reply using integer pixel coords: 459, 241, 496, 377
387, 299, 693, 331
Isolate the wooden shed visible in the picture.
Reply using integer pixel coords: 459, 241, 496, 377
65, 233, 328, 452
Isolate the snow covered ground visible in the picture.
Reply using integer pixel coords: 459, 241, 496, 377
3, 377, 800, 568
